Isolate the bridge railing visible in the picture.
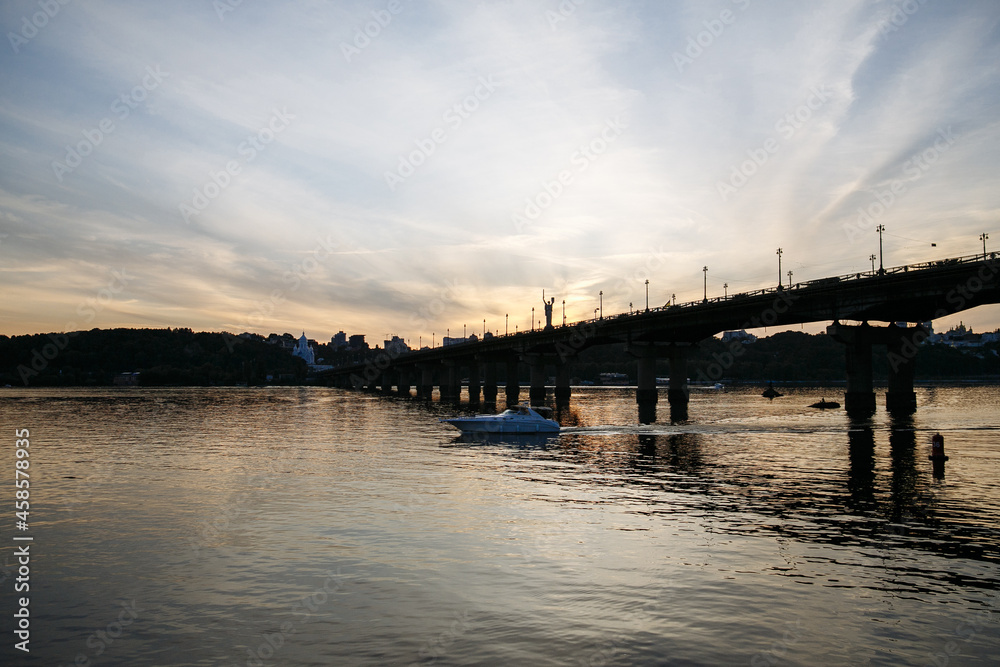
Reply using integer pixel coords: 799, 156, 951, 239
325, 252, 997, 368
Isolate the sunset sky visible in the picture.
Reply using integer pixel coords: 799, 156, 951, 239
2, 0, 999, 343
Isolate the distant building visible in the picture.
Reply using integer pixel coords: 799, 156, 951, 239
331, 331, 347, 349
382, 335, 410, 355
443, 336, 468, 346
722, 330, 757, 344
348, 334, 368, 350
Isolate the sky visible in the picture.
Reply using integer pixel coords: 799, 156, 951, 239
1, 0, 999, 345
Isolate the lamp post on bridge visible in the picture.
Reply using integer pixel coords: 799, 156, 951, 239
724, 283, 728, 299
982, 232, 990, 259
644, 279, 649, 312
599, 290, 603, 319
505, 313, 508, 336
787, 270, 793, 289
531, 307, 534, 332
876, 224, 885, 274
776, 248, 782, 288
672, 293, 676, 306
703, 266, 708, 303
869, 254, 876, 273
562, 300, 565, 326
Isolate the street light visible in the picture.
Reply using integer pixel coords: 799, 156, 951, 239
703, 266, 708, 302
776, 248, 783, 288
505, 313, 508, 336
599, 290, 603, 319
982, 232, 990, 259
562, 300, 565, 326
645, 279, 649, 312
876, 224, 885, 273
723, 282, 728, 299
787, 270, 793, 289
672, 293, 676, 306
531, 307, 535, 332
869, 254, 876, 273
594, 307, 599, 319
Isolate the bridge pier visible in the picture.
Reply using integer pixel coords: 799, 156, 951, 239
527, 354, 547, 404
829, 322, 926, 417
668, 345, 691, 422
505, 356, 521, 406
418, 364, 435, 400
629, 343, 665, 424
886, 325, 926, 415
467, 359, 481, 404
397, 368, 413, 398
555, 361, 572, 406
441, 361, 461, 402
836, 323, 876, 417
380, 369, 395, 395
483, 360, 498, 404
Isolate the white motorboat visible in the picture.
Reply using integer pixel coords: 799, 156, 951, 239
441, 404, 560, 434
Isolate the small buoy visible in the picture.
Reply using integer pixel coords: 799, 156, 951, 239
929, 433, 949, 462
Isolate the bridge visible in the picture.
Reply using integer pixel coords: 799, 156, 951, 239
318, 253, 1000, 421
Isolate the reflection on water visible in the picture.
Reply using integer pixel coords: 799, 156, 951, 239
1, 386, 998, 666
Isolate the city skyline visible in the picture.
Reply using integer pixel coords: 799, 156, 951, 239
2, 1, 999, 340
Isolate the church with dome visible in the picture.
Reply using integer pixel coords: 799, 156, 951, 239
292, 332, 316, 365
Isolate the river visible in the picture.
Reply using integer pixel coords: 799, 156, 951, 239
1, 385, 998, 665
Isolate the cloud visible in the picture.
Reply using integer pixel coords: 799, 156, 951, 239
1, 0, 999, 339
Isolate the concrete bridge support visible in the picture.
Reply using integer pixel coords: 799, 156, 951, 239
483, 360, 498, 404
635, 347, 659, 424
505, 356, 521, 406
418, 364, 435, 400
396, 368, 413, 398
441, 362, 461, 402
467, 359, 481, 404
528, 355, 547, 404
380, 370, 395, 395
886, 325, 926, 415
555, 361, 572, 406
668, 345, 691, 422
828, 323, 877, 417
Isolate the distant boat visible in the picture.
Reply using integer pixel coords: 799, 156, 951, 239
693, 382, 724, 390
762, 383, 783, 399
441, 404, 560, 434
809, 398, 841, 409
